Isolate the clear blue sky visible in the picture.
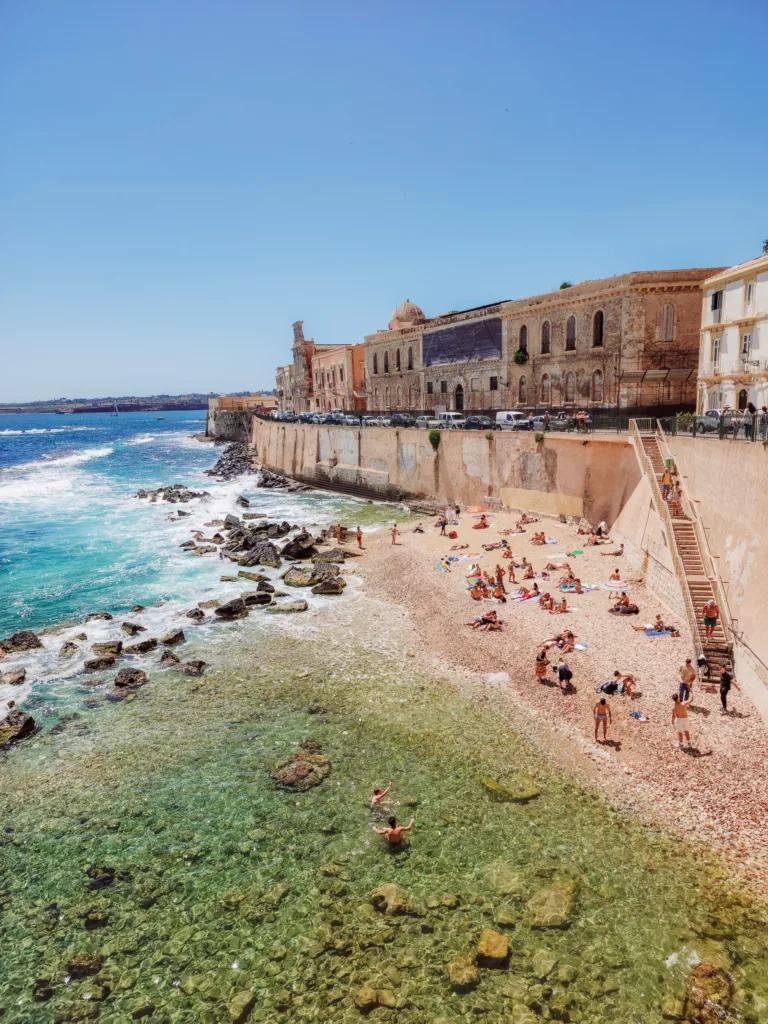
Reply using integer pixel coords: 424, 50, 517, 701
2, 0, 766, 402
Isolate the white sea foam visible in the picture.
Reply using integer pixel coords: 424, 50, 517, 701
3, 446, 114, 474
124, 435, 156, 445
0, 426, 103, 435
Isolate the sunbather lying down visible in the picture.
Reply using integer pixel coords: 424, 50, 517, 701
450, 543, 469, 550
501, 526, 526, 535
466, 610, 502, 631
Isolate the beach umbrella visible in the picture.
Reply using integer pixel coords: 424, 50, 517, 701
467, 505, 486, 514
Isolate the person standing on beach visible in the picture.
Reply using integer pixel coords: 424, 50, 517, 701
439, 516, 447, 536
535, 648, 549, 683
679, 658, 696, 701
719, 665, 740, 714
335, 524, 343, 545
390, 523, 400, 545
671, 692, 693, 748
703, 599, 719, 640
508, 563, 517, 586
593, 697, 612, 742
495, 564, 506, 593
356, 526, 364, 550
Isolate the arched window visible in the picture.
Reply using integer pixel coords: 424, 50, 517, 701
540, 374, 551, 405
384, 351, 389, 373
373, 388, 380, 409
565, 371, 576, 404
565, 316, 577, 351
519, 325, 528, 353
396, 385, 403, 407
384, 386, 390, 408
395, 349, 401, 371
592, 311, 604, 348
541, 321, 551, 354
407, 346, 413, 370
592, 369, 604, 403
660, 303, 675, 342
552, 378, 562, 407
738, 388, 748, 411
373, 353, 379, 375
519, 375, 528, 404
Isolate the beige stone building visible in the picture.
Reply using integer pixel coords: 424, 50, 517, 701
310, 344, 366, 413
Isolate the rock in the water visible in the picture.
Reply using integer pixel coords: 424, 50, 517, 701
353, 986, 378, 1012
84, 656, 116, 672
237, 571, 268, 583
369, 883, 421, 917
85, 612, 113, 623
1, 667, 27, 685
224, 513, 241, 529
530, 949, 558, 980
480, 776, 540, 803
114, 667, 148, 689
124, 638, 158, 654
483, 860, 525, 896
59, 641, 79, 658
131, 605, 146, 613
241, 591, 272, 606
0, 630, 43, 653
280, 531, 317, 561
121, 622, 147, 636
311, 577, 346, 595
160, 629, 185, 646
190, 545, 216, 556
198, 599, 220, 609
186, 608, 206, 621
235, 495, 250, 508
682, 961, 733, 1024
214, 598, 248, 620
477, 928, 509, 967
220, 575, 239, 582
238, 540, 281, 569
92, 641, 123, 657
309, 560, 340, 580
256, 581, 275, 593
283, 567, 314, 587
182, 660, 206, 676
526, 881, 575, 929
266, 600, 308, 614
228, 989, 256, 1023
66, 953, 104, 978
0, 709, 36, 747
448, 955, 479, 991
75, 633, 88, 640
160, 650, 180, 665
270, 748, 331, 791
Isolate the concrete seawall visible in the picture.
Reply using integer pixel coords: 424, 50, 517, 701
252, 419, 642, 526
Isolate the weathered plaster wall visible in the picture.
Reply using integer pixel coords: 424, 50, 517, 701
210, 409, 252, 442
668, 436, 768, 702
252, 419, 641, 526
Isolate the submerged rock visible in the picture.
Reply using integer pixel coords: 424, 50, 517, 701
228, 989, 256, 1023
353, 986, 378, 1011
0, 709, 36, 747
59, 641, 79, 658
477, 928, 509, 967
92, 641, 123, 657
1, 667, 26, 685
271, 748, 331, 791
682, 961, 733, 1024
124, 638, 158, 654
0, 629, 43, 653
114, 668, 148, 689
483, 860, 525, 896
182, 660, 206, 676
235, 495, 250, 508
186, 608, 206, 621
480, 776, 540, 803
160, 650, 180, 666
526, 881, 575, 929
370, 883, 421, 917
266, 600, 308, 614
66, 953, 104, 978
448, 955, 479, 991
198, 599, 220, 609
130, 605, 146, 613
160, 629, 186, 646
215, 598, 248, 620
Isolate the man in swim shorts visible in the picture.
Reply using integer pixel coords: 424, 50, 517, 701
371, 816, 414, 845
671, 692, 693, 748
702, 599, 719, 641
593, 697, 612, 742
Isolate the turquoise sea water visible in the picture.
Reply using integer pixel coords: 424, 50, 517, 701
1, 414, 767, 1024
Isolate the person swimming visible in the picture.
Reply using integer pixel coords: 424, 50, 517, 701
370, 781, 393, 811
371, 816, 414, 845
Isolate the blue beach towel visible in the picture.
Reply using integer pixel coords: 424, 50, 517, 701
644, 629, 671, 637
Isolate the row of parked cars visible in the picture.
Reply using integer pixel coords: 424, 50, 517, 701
272, 410, 587, 431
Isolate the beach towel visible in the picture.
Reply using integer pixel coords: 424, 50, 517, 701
545, 538, 558, 544
566, 550, 584, 556
629, 710, 649, 722
574, 642, 588, 651
644, 629, 671, 637
436, 562, 449, 571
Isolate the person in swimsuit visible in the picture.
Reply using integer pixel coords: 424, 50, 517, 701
613, 670, 636, 696
702, 599, 719, 640
495, 565, 506, 593
535, 648, 549, 682
390, 523, 400, 545
539, 592, 554, 611
719, 665, 741, 713
607, 569, 622, 599
335, 524, 343, 545
550, 597, 567, 614
523, 564, 535, 580
356, 526, 364, 550
472, 514, 489, 530
370, 781, 392, 809
372, 816, 414, 845
671, 692, 693, 747
593, 697, 612, 742
507, 563, 517, 585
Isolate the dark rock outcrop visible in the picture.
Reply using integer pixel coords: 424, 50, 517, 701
186, 608, 206, 621
242, 591, 272, 607
182, 660, 206, 676
137, 484, 210, 503
131, 605, 146, 613
160, 629, 185, 646
92, 641, 123, 657
160, 650, 180, 666
235, 495, 250, 507
0, 709, 36, 747
214, 598, 248, 620
85, 612, 113, 623
114, 668, 148, 689
238, 541, 281, 569
280, 531, 318, 561
205, 442, 255, 480
257, 468, 288, 489
84, 656, 116, 672
0, 630, 43, 653
311, 577, 346, 596
682, 961, 733, 1024
121, 622, 147, 637
124, 638, 158, 654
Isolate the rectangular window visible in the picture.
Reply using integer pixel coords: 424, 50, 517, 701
711, 290, 723, 311
426, 381, 434, 395
746, 282, 754, 306
712, 337, 721, 366
470, 377, 479, 392
440, 380, 447, 394
339, 365, 344, 382
742, 334, 752, 360
489, 376, 498, 391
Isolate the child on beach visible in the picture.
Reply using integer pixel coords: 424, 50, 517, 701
357, 526, 364, 549
390, 523, 400, 545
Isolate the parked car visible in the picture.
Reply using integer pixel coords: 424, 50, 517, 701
361, 416, 378, 427
462, 415, 498, 431
390, 413, 416, 427
495, 411, 528, 430
342, 414, 361, 425
438, 412, 466, 430
375, 415, 392, 427
415, 415, 440, 429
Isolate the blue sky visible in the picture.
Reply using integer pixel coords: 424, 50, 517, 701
2, 0, 766, 402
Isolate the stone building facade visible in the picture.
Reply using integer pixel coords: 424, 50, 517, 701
310, 344, 366, 413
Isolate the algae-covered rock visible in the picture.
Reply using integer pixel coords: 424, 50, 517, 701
531, 949, 558, 979
311, 577, 346, 595
477, 928, 509, 967
0, 709, 36, 747
160, 649, 180, 665
182, 660, 206, 676
526, 881, 575, 929
59, 641, 79, 658
1, 667, 26, 685
114, 668, 148, 689
124, 638, 158, 654
120, 622, 146, 636
160, 629, 185, 646
370, 883, 421, 917
510, 1003, 539, 1024
241, 591, 272, 606
448, 954, 479, 991
480, 776, 540, 803
353, 985, 378, 1011
85, 612, 112, 623
92, 640, 123, 657
66, 952, 103, 978
283, 568, 313, 587
84, 656, 116, 672
270, 749, 331, 791
0, 629, 43, 653
237, 571, 268, 583
214, 598, 249, 620
483, 859, 525, 896
228, 989, 256, 1023
266, 600, 308, 613
682, 961, 733, 1024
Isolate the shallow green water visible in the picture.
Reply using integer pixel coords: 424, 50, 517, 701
2, 634, 767, 1024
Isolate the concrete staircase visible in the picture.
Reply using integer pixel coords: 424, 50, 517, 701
636, 431, 731, 674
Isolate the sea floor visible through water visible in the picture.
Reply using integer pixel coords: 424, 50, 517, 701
2, 615, 768, 1024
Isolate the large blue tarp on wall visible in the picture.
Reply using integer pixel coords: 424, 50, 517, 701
422, 317, 502, 367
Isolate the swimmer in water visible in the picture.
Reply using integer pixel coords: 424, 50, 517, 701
371, 816, 414, 845
370, 781, 392, 809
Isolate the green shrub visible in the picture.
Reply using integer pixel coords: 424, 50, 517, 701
513, 349, 529, 365
535, 432, 545, 442
485, 431, 494, 441
428, 429, 441, 451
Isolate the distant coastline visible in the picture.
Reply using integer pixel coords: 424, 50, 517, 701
0, 400, 209, 415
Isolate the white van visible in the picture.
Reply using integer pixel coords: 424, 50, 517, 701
495, 411, 528, 430
438, 412, 466, 430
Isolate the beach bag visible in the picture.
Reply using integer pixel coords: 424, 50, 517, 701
448, 530, 458, 539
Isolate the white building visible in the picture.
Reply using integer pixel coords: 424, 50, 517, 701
698, 254, 768, 411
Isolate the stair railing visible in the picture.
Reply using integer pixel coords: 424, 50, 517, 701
628, 420, 704, 651
656, 422, 734, 653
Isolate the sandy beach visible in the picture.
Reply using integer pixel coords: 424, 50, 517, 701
356, 505, 768, 891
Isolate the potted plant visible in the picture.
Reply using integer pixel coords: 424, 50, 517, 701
513, 349, 529, 365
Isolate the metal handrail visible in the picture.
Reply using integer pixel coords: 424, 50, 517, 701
628, 420, 703, 651
656, 423, 734, 649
